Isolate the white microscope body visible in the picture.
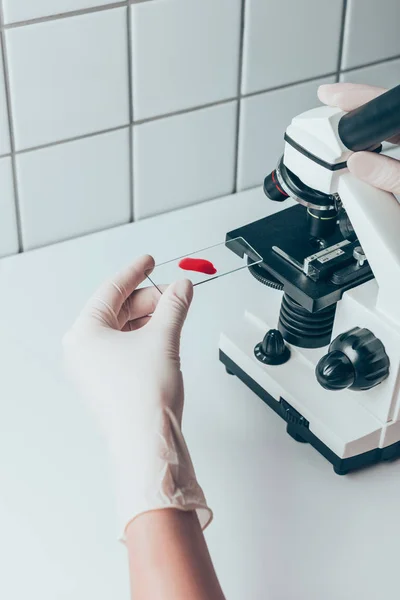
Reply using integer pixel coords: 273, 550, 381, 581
220, 91, 400, 474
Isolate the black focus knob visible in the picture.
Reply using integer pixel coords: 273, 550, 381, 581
316, 351, 355, 391
316, 327, 390, 391
254, 329, 291, 365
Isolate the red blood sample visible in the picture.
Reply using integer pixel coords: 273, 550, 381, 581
178, 257, 217, 275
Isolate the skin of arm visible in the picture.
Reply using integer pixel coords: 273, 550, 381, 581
126, 509, 226, 600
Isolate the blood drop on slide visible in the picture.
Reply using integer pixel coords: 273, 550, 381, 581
178, 257, 217, 275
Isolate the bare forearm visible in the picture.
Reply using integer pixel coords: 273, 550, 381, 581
126, 509, 225, 600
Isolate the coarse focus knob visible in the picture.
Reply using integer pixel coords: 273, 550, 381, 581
316, 327, 390, 391
254, 329, 291, 365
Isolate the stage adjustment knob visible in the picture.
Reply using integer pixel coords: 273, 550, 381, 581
316, 327, 390, 391
254, 329, 291, 365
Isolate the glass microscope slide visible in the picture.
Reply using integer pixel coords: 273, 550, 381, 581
145, 237, 263, 292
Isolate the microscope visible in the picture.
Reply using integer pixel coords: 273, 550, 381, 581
219, 84, 400, 474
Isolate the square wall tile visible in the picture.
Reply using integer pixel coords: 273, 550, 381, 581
16, 128, 130, 250
237, 76, 335, 191
6, 8, 129, 151
131, 0, 241, 121
133, 102, 237, 219
0, 44, 11, 156
3, 0, 118, 23
0, 158, 19, 257
242, 0, 342, 95
342, 0, 400, 70
340, 59, 400, 89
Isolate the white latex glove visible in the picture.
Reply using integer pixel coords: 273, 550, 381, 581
63, 254, 212, 540
318, 83, 400, 194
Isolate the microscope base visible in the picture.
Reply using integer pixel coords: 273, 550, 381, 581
219, 350, 400, 475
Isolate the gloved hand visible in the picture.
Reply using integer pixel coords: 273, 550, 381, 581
63, 254, 212, 540
318, 82, 400, 194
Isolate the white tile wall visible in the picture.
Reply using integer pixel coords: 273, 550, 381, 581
340, 59, 400, 89
0, 0, 398, 254
131, 0, 241, 121
16, 128, 130, 250
5, 8, 129, 150
342, 0, 400, 70
0, 44, 11, 156
0, 157, 19, 256
133, 102, 237, 219
242, 0, 342, 95
2, 0, 117, 24
237, 76, 335, 191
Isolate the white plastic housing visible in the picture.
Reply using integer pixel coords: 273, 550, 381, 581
219, 102, 400, 463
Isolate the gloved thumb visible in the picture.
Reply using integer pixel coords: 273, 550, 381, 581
151, 279, 194, 349
348, 151, 400, 195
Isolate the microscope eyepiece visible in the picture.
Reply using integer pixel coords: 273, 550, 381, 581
263, 170, 289, 202
338, 83, 400, 151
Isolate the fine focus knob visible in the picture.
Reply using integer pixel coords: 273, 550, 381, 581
316, 327, 390, 391
254, 329, 291, 365
316, 351, 355, 391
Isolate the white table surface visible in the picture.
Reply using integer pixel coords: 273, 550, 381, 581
0, 187, 399, 600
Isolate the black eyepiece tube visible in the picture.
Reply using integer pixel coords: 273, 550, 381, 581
338, 83, 400, 152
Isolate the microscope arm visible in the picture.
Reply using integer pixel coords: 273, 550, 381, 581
337, 173, 400, 324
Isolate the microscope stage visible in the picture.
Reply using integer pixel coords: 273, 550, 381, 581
226, 204, 374, 312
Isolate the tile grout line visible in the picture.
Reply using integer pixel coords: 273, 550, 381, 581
15, 124, 129, 155
336, 0, 348, 81
126, 3, 134, 222
336, 0, 347, 83
0, 11, 24, 253
134, 96, 238, 126
242, 72, 338, 100
340, 52, 400, 74
233, 0, 246, 194
1, 2, 127, 28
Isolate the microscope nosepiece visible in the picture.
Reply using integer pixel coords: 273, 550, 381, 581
263, 170, 289, 202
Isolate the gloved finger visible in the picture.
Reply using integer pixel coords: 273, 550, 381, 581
121, 315, 151, 332
118, 285, 167, 329
348, 151, 400, 195
318, 82, 386, 111
82, 255, 155, 327
150, 279, 193, 355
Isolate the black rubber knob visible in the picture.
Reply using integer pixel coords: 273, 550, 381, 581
254, 329, 291, 365
315, 327, 390, 391
316, 351, 355, 391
